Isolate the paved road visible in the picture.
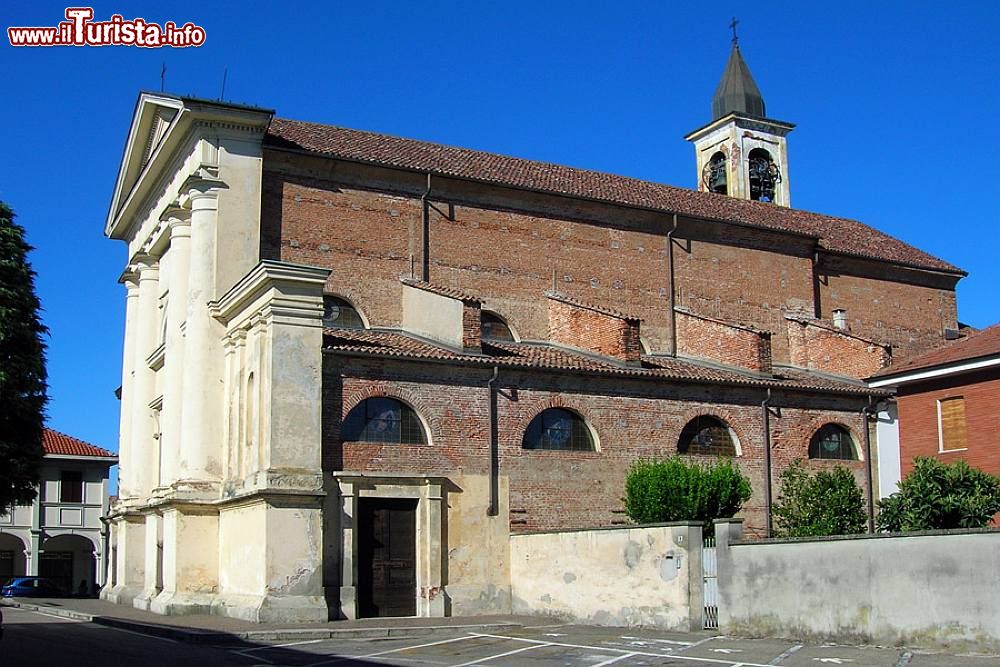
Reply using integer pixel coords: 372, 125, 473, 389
3, 607, 998, 666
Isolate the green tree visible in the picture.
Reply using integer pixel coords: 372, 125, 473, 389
878, 457, 1000, 532
0, 202, 48, 513
624, 455, 751, 531
772, 459, 866, 538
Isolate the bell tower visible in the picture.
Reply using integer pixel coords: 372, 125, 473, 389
684, 21, 794, 206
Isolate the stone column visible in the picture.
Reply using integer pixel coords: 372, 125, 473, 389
159, 208, 191, 490
129, 258, 160, 499
177, 183, 223, 492
117, 274, 140, 500
337, 480, 358, 620
714, 518, 744, 632
418, 482, 446, 617
135, 512, 162, 610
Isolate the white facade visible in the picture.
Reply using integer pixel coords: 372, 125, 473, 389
0, 451, 116, 595
103, 93, 331, 622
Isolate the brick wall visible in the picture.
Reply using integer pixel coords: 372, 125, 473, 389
546, 293, 640, 363
786, 317, 891, 379
896, 368, 1000, 478
675, 308, 772, 373
261, 151, 957, 370
323, 354, 871, 539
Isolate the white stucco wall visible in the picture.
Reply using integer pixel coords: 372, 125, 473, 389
720, 528, 1000, 651
510, 523, 703, 630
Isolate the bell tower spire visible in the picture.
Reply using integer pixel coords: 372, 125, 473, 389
685, 25, 795, 206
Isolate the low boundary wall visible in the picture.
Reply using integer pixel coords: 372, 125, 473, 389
509, 522, 704, 630
715, 519, 1000, 651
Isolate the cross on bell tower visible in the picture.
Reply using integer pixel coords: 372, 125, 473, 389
684, 23, 795, 206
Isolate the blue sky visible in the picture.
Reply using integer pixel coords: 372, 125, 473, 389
2, 1, 998, 473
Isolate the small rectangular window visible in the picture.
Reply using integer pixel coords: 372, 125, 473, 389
937, 396, 967, 453
60, 471, 83, 503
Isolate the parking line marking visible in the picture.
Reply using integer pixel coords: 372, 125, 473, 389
768, 644, 803, 664
591, 652, 638, 667
468, 633, 775, 667
303, 634, 479, 666
238, 639, 323, 654
448, 642, 552, 666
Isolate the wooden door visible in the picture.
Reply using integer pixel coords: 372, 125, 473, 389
358, 498, 417, 617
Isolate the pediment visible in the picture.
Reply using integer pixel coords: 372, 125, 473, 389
105, 93, 184, 238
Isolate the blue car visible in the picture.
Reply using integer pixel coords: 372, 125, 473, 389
1, 576, 65, 598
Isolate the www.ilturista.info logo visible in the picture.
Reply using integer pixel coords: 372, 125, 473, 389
8, 7, 206, 47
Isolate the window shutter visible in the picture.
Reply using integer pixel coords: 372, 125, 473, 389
938, 397, 967, 452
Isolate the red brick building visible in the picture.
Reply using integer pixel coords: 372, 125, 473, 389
104, 42, 968, 621
869, 323, 1000, 481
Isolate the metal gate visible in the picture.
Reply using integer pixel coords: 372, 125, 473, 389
703, 536, 718, 629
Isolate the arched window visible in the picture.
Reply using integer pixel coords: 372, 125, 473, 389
481, 311, 515, 342
703, 151, 728, 194
809, 424, 857, 460
342, 397, 427, 445
747, 148, 781, 203
323, 296, 365, 329
678, 415, 738, 457
522, 408, 596, 451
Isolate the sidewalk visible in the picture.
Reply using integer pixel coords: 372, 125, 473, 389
0, 596, 537, 643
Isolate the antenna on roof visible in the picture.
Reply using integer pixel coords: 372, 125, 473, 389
220, 66, 228, 100
730, 17, 739, 46
160, 62, 166, 92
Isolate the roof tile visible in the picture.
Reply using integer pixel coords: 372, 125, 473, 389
266, 118, 962, 275
323, 328, 879, 396
43, 428, 116, 458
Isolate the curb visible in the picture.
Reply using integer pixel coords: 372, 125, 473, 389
2, 600, 522, 644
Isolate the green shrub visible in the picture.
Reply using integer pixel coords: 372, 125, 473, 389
772, 459, 866, 538
878, 457, 1000, 532
624, 456, 751, 530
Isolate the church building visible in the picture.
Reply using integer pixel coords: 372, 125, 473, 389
102, 40, 963, 622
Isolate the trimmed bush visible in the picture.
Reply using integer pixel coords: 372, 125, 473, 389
624, 455, 751, 530
772, 459, 866, 538
878, 457, 1000, 532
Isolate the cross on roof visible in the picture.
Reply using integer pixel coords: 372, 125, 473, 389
730, 17, 739, 46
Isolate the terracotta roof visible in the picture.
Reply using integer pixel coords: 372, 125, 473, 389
42, 428, 116, 458
266, 118, 962, 275
400, 278, 482, 303
323, 328, 881, 396
872, 322, 1000, 378
546, 291, 640, 322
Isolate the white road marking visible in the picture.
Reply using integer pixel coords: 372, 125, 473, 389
100, 625, 180, 643
713, 648, 744, 654
447, 641, 552, 666
303, 634, 477, 666
544, 632, 567, 637
591, 652, 638, 667
469, 632, 776, 667
813, 660, 853, 665
237, 639, 323, 653
622, 635, 693, 645
768, 644, 803, 664
29, 610, 86, 622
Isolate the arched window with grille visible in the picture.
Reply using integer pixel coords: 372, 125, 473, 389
323, 296, 366, 329
481, 311, 515, 342
342, 397, 428, 445
678, 415, 739, 457
747, 148, 781, 202
809, 424, 857, 460
522, 408, 596, 451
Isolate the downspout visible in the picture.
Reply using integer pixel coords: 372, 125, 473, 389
761, 388, 773, 537
487, 366, 500, 516
666, 213, 679, 356
862, 396, 876, 533
420, 173, 432, 282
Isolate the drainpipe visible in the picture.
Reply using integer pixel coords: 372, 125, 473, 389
487, 366, 500, 516
761, 388, 773, 537
420, 173, 432, 282
666, 213, 679, 356
862, 396, 876, 533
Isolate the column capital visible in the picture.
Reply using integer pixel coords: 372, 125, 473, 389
182, 168, 227, 208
